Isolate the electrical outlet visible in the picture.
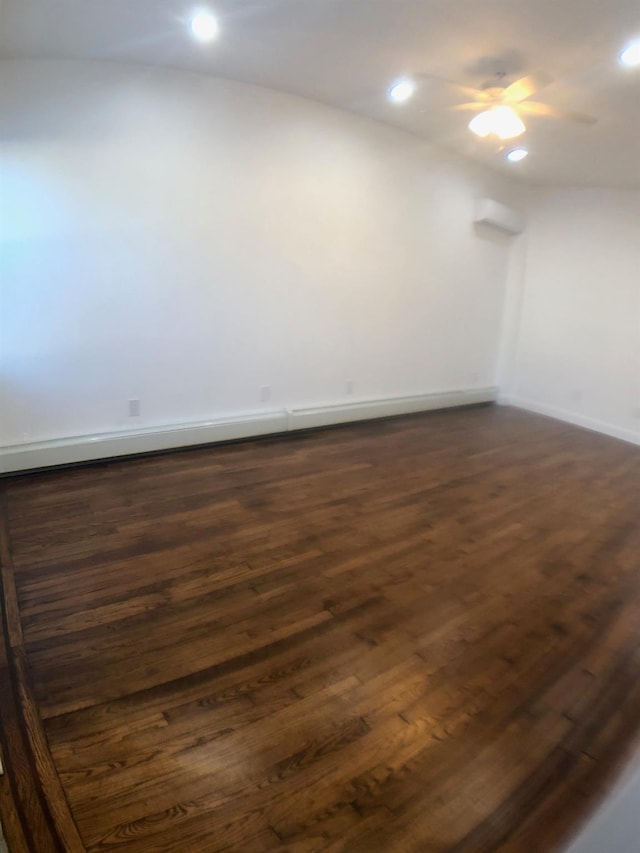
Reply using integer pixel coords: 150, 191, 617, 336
260, 386, 271, 403
346, 380, 355, 395
128, 399, 141, 417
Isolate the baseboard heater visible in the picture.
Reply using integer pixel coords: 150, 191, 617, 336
287, 388, 495, 431
0, 387, 497, 475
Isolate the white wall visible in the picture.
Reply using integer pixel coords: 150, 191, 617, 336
501, 187, 640, 445
565, 760, 640, 853
0, 59, 518, 447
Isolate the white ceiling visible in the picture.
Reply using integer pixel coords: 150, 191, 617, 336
1, 0, 640, 188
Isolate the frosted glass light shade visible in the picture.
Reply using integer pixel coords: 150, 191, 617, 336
469, 106, 526, 140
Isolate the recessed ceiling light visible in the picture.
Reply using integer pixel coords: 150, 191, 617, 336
388, 79, 416, 104
506, 148, 528, 163
620, 40, 640, 67
190, 10, 219, 42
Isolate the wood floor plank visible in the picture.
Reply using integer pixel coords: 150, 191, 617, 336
2, 405, 640, 851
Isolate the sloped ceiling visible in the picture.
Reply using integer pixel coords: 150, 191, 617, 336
1, 0, 639, 187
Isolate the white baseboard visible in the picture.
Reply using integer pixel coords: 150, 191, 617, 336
0, 411, 289, 475
0, 387, 496, 475
288, 388, 497, 431
499, 395, 640, 447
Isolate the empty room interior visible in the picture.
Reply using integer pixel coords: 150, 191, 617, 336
2, 0, 640, 851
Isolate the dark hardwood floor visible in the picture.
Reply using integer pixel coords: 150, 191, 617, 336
2, 404, 640, 852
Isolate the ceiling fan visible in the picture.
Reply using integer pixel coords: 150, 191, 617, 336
429, 71, 598, 139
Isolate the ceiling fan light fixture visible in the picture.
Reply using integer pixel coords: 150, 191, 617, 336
620, 40, 640, 67
469, 106, 526, 140
468, 110, 493, 138
388, 79, 416, 103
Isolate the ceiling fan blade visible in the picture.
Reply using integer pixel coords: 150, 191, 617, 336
503, 73, 554, 103
518, 101, 598, 125
416, 73, 491, 102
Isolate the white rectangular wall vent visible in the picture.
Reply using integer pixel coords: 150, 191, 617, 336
474, 198, 524, 236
